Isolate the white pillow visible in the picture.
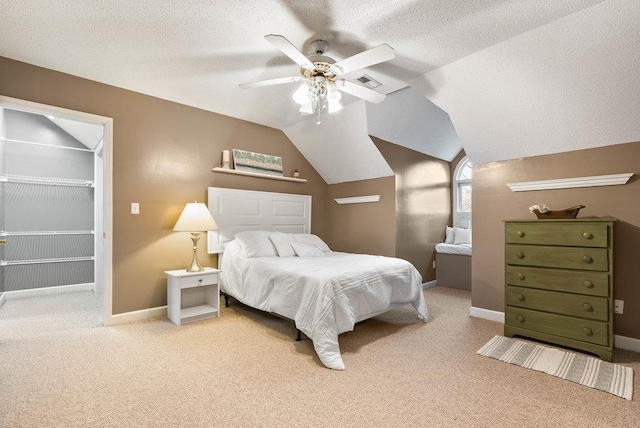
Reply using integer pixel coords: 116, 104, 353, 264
453, 227, 471, 245
269, 232, 296, 258
293, 233, 332, 253
291, 241, 325, 257
445, 226, 455, 244
234, 231, 278, 258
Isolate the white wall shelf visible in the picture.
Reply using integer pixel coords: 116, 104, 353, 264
507, 173, 633, 192
212, 167, 307, 183
1, 230, 95, 237
1, 173, 94, 187
1, 256, 95, 266
334, 195, 381, 205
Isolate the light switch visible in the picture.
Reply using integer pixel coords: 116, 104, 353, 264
131, 203, 140, 214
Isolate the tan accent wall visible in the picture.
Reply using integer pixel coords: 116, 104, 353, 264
0, 56, 328, 315
327, 176, 396, 256
473, 141, 640, 338
373, 137, 452, 282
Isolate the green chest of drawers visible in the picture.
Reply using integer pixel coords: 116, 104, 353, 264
504, 219, 615, 361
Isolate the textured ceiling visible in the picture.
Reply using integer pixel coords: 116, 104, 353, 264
0, 0, 615, 182
412, 0, 640, 164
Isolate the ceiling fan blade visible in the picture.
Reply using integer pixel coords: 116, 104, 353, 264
338, 80, 386, 104
331, 44, 396, 75
239, 76, 302, 89
264, 34, 315, 70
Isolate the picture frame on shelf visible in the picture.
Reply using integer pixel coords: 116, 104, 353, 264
232, 149, 283, 177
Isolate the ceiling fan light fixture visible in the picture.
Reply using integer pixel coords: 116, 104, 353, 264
328, 98, 342, 114
293, 83, 310, 105
299, 99, 315, 115
242, 35, 395, 118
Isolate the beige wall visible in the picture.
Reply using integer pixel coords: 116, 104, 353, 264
0, 56, 329, 315
327, 176, 396, 256
373, 137, 452, 282
473, 141, 640, 339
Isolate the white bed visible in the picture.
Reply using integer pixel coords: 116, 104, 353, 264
207, 187, 428, 370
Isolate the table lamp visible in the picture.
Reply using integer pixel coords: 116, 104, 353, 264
173, 202, 218, 272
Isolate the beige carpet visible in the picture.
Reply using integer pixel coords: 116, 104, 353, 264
1, 286, 639, 427
0, 291, 102, 340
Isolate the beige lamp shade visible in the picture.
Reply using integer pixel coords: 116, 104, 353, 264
173, 202, 218, 232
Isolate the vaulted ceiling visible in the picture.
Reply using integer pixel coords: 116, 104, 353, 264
2, 1, 636, 183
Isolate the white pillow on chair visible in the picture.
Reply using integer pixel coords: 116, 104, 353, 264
445, 226, 455, 244
453, 227, 471, 245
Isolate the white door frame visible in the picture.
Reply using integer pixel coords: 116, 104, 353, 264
0, 95, 114, 326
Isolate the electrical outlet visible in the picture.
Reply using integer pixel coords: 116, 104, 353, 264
131, 203, 140, 214
433, 261, 436, 269
614, 299, 624, 314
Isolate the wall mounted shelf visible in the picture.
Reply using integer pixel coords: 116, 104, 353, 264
1, 256, 95, 267
1, 230, 95, 237
212, 167, 307, 183
507, 173, 633, 192
1, 173, 94, 187
334, 195, 381, 205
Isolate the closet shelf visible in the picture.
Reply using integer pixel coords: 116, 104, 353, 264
212, 167, 307, 183
0, 256, 95, 267
1, 230, 95, 237
0, 174, 94, 187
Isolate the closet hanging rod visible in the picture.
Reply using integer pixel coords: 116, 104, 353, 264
0, 136, 93, 152
0, 256, 95, 267
0, 174, 94, 187
1, 230, 95, 237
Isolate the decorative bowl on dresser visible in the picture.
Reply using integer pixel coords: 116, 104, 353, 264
504, 219, 615, 361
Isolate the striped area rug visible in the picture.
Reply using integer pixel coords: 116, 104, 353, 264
477, 335, 633, 400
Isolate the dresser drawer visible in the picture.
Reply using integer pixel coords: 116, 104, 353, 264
180, 273, 218, 289
506, 244, 608, 271
506, 222, 608, 247
506, 286, 608, 321
505, 266, 609, 297
505, 307, 608, 346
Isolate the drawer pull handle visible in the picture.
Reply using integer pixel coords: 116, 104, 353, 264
517, 231, 525, 238
583, 280, 594, 288
517, 294, 525, 301
583, 303, 593, 312
198, 279, 203, 283
516, 252, 524, 259
582, 256, 593, 263
583, 328, 593, 336
516, 315, 524, 323
582, 232, 593, 239
517, 273, 525, 280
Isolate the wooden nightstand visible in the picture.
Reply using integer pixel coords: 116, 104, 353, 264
165, 268, 220, 325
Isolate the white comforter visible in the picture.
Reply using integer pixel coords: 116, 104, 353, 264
220, 240, 428, 370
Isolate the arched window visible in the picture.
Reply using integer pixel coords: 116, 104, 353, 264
453, 156, 472, 229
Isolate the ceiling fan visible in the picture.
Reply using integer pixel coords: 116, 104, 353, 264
240, 34, 396, 118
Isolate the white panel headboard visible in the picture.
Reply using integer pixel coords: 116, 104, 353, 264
207, 187, 312, 254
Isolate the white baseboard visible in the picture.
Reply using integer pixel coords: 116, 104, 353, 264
3, 283, 95, 301
470, 306, 640, 353
109, 306, 167, 326
615, 335, 640, 353
469, 306, 505, 323
423, 280, 437, 289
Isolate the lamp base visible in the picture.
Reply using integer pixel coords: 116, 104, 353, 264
186, 232, 205, 272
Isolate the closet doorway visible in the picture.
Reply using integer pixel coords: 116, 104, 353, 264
0, 96, 113, 338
